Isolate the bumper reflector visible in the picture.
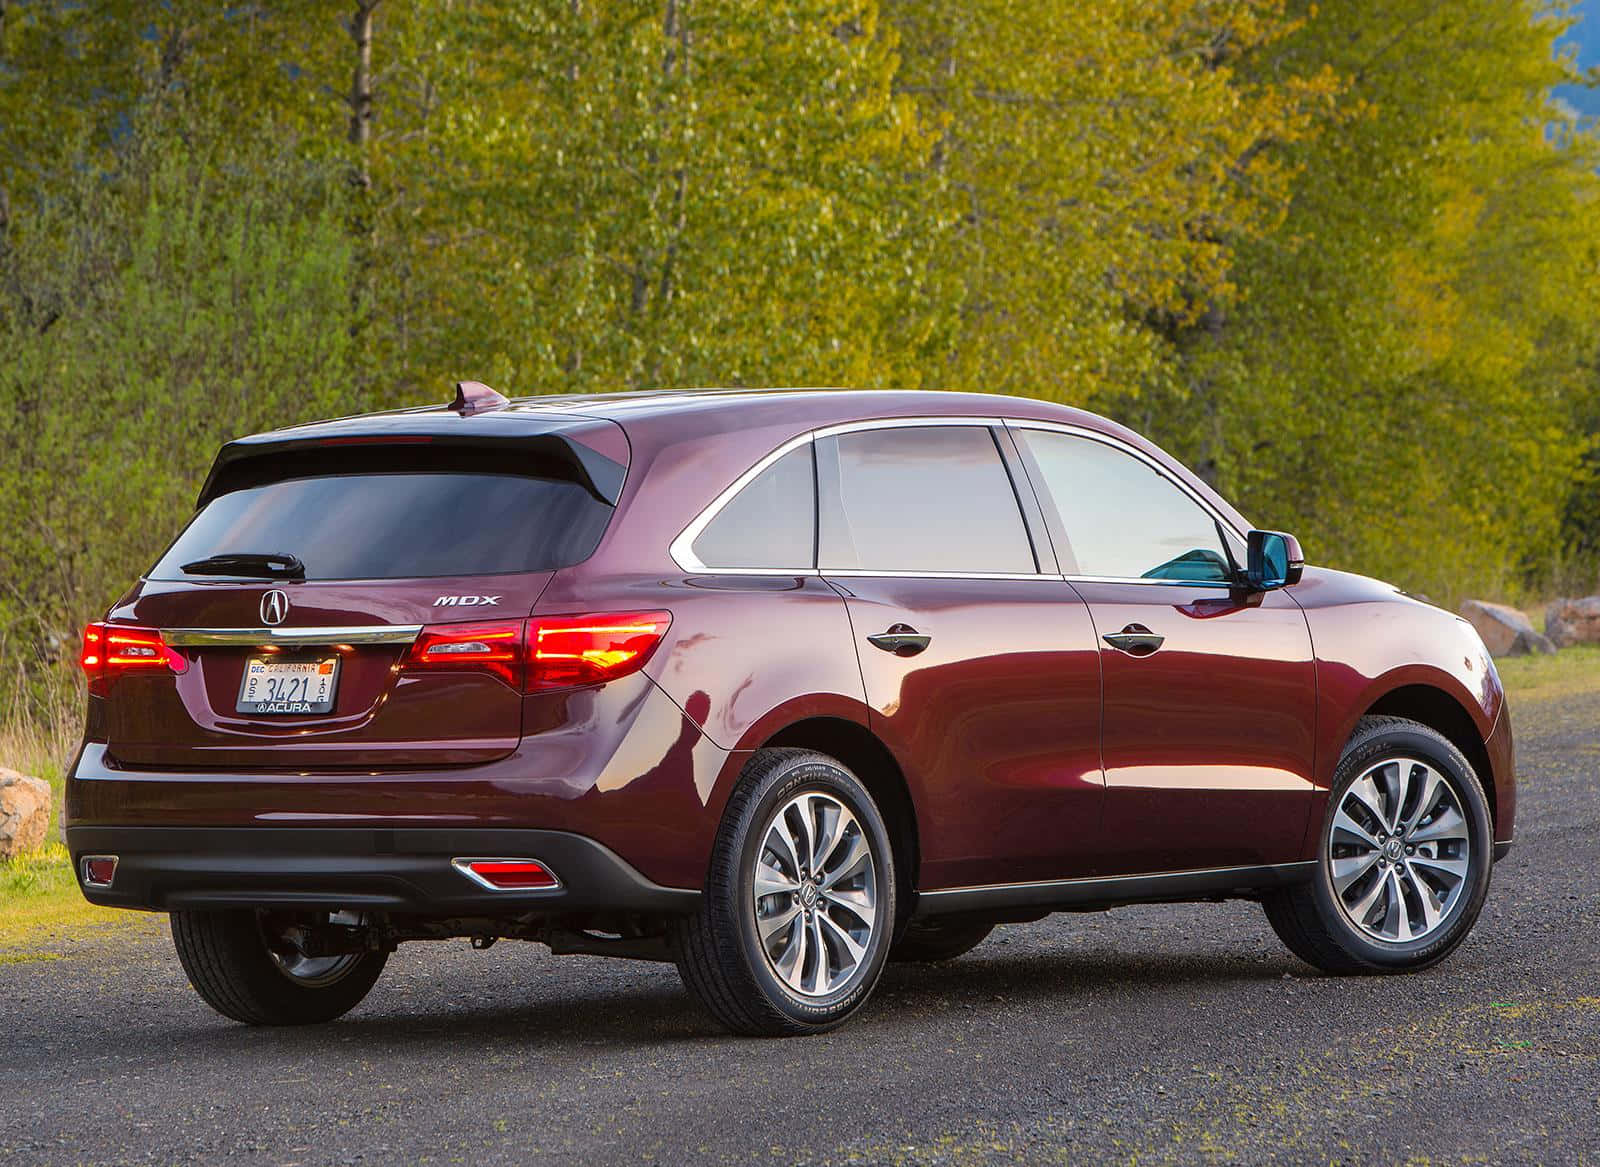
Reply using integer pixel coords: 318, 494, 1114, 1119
81, 855, 118, 888
452, 857, 560, 891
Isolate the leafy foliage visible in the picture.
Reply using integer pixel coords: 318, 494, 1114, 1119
0, 104, 359, 705
1, 0, 1597, 715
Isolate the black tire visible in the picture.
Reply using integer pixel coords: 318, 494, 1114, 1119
1263, 716, 1493, 975
170, 910, 387, 1025
889, 919, 994, 963
670, 748, 897, 1036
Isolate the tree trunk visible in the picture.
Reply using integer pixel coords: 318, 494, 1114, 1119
346, 0, 381, 378
347, 0, 380, 188
656, 0, 689, 315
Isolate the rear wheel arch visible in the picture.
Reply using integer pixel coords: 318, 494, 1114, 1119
760, 717, 920, 923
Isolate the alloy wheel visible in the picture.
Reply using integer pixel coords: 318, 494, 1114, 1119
751, 791, 880, 997
1327, 756, 1473, 944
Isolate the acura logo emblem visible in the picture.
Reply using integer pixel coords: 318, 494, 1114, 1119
260, 590, 290, 626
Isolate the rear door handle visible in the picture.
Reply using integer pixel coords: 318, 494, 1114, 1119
868, 624, 931, 657
1102, 623, 1164, 656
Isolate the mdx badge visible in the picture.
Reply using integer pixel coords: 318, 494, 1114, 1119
433, 595, 502, 607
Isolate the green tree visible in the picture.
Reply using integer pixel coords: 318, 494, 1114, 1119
1167, 0, 1600, 602
886, 0, 1338, 403
0, 109, 359, 714
359, 0, 940, 396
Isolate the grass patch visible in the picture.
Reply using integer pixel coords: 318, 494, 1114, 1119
0, 841, 130, 949
1, 712, 134, 950
1495, 644, 1600, 703
0, 950, 65, 965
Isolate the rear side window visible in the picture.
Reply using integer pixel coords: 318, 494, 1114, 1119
1017, 429, 1234, 583
691, 444, 816, 570
818, 425, 1037, 575
151, 453, 613, 581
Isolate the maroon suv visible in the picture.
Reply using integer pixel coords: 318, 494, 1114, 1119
66, 386, 1513, 1035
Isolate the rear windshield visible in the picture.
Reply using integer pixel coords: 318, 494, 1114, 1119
150, 467, 613, 581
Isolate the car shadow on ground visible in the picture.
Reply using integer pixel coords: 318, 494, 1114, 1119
140, 945, 1309, 1055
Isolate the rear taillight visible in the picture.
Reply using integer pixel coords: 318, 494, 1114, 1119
404, 621, 524, 688
526, 611, 672, 690
80, 623, 186, 694
401, 612, 671, 693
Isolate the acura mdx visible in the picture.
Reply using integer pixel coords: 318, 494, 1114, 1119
66, 384, 1514, 1035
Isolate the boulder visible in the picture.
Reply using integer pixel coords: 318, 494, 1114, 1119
1509, 627, 1557, 656
1546, 596, 1600, 649
0, 768, 51, 859
1459, 599, 1554, 657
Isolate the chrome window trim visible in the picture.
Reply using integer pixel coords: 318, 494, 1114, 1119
669, 431, 817, 574
669, 413, 1252, 584
681, 567, 825, 578
823, 569, 1055, 582
162, 625, 423, 647
669, 416, 1010, 575
1063, 575, 1235, 588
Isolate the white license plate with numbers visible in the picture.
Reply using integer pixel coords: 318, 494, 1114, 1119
236, 657, 340, 715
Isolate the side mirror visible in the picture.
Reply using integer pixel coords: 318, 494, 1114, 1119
1245, 530, 1304, 590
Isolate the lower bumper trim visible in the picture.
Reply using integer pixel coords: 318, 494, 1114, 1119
65, 826, 699, 916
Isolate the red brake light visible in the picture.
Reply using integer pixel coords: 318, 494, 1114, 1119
80, 623, 186, 694
401, 612, 672, 693
404, 621, 524, 688
526, 611, 672, 691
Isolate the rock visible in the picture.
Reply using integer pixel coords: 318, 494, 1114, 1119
1459, 599, 1553, 657
1510, 627, 1557, 656
1545, 596, 1600, 649
0, 768, 51, 859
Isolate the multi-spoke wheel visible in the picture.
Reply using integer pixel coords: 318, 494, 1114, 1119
171, 909, 387, 1025
752, 792, 880, 997
671, 748, 897, 1036
1264, 716, 1493, 974
1328, 757, 1472, 944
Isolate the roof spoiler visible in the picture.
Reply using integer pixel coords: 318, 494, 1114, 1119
198, 402, 629, 508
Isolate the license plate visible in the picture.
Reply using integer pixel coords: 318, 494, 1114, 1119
236, 656, 340, 715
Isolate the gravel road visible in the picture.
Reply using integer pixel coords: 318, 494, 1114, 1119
4, 690, 1597, 1166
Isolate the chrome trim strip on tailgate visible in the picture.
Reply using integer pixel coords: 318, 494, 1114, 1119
162, 625, 423, 647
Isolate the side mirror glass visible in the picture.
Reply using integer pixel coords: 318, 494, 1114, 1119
1246, 529, 1303, 590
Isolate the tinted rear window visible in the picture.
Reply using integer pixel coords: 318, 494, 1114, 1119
151, 469, 613, 581
818, 425, 1037, 574
691, 444, 816, 570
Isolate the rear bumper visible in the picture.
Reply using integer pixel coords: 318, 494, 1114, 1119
65, 826, 700, 916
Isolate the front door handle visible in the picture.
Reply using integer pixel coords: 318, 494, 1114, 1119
868, 624, 931, 657
1102, 623, 1164, 656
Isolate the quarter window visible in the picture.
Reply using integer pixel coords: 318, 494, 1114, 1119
691, 443, 816, 570
1018, 429, 1235, 583
819, 426, 1037, 575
